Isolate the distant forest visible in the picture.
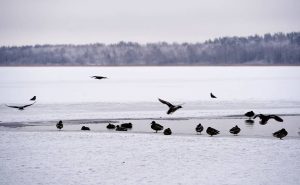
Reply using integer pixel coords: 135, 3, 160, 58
0, 32, 300, 66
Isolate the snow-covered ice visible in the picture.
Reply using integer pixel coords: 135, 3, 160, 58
1, 67, 300, 185
0, 131, 299, 185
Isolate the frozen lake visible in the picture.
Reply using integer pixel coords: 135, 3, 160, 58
1, 67, 300, 185
0, 66, 300, 122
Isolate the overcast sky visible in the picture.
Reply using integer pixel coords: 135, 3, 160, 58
0, 0, 299, 46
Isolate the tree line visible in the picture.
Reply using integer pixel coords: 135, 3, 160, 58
0, 32, 299, 66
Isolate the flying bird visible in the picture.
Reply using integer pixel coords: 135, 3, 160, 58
229, 125, 241, 135
158, 98, 183, 114
151, 121, 164, 133
56, 120, 63, 130
91, 76, 108, 80
6, 102, 36, 110
30, 96, 36, 101
273, 128, 288, 139
254, 114, 283, 125
195, 123, 204, 134
210, 93, 217, 98
206, 127, 220, 136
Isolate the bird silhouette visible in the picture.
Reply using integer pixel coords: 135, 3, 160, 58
56, 120, 63, 130
6, 102, 36, 110
206, 127, 220, 136
120, 122, 132, 129
210, 93, 217, 98
91, 76, 108, 80
158, 98, 183, 114
273, 128, 288, 139
30, 96, 36, 101
116, 125, 127, 131
229, 125, 241, 135
106, 123, 116, 129
81, 126, 90, 130
151, 121, 164, 133
163, 128, 172, 135
244, 111, 255, 119
195, 123, 204, 134
254, 114, 283, 125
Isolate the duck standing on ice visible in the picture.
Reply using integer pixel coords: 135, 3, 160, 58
56, 120, 63, 130
151, 121, 164, 133
195, 123, 204, 134
229, 125, 241, 135
206, 127, 220, 136
273, 128, 288, 139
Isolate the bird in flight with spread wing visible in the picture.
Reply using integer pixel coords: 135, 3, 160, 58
158, 98, 183, 114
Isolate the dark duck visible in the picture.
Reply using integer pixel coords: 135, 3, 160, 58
158, 98, 183, 114
56, 120, 63, 130
151, 121, 164, 133
81, 126, 90, 130
229, 125, 241, 135
195, 123, 204, 134
254, 114, 283, 125
273, 128, 288, 139
163, 128, 172, 135
106, 123, 116, 129
121, 122, 132, 129
116, 125, 127, 131
206, 127, 220, 136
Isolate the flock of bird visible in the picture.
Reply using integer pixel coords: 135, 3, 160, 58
4, 76, 288, 139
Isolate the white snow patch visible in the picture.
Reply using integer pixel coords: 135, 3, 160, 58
0, 131, 299, 185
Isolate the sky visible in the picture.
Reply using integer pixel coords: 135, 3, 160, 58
0, 0, 299, 46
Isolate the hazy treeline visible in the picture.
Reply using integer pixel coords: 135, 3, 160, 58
0, 32, 299, 66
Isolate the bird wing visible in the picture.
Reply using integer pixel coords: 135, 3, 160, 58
22, 102, 36, 108
158, 98, 174, 108
5, 104, 21, 109
270, 115, 283, 122
91, 76, 107, 79
253, 114, 262, 119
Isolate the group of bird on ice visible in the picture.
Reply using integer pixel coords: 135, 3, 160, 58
4, 75, 288, 139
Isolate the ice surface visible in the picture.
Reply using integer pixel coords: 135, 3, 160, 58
0, 67, 300, 123
0, 131, 299, 185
